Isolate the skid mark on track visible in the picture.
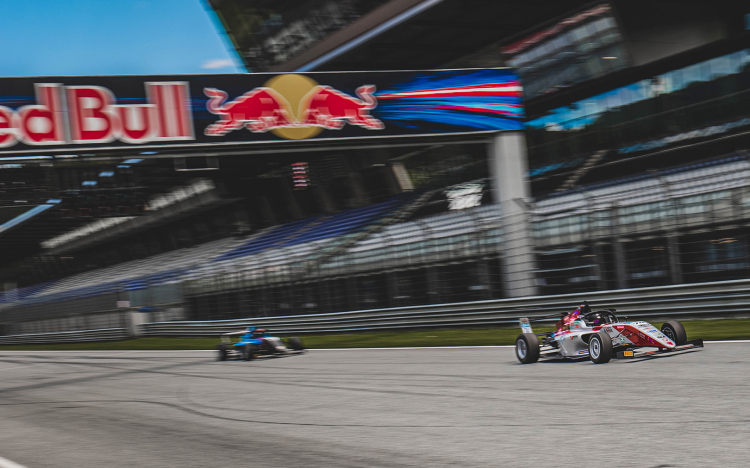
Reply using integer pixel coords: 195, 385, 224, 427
1, 398, 750, 429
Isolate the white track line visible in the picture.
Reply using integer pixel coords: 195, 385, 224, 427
0, 455, 28, 468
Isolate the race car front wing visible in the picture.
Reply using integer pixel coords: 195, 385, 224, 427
615, 339, 704, 359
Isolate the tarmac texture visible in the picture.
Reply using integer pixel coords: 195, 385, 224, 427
0, 344, 748, 467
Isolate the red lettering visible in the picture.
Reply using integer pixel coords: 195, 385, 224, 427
66, 86, 119, 143
146, 82, 193, 140
0, 106, 18, 147
114, 105, 157, 143
0, 81, 194, 150
18, 84, 65, 145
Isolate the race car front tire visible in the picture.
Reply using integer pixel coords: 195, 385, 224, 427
243, 344, 256, 361
217, 344, 228, 361
515, 333, 540, 364
589, 332, 613, 364
288, 337, 305, 351
661, 320, 687, 346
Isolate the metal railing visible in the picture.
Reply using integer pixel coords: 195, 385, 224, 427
4, 278, 750, 344
143, 278, 750, 335
0, 328, 128, 345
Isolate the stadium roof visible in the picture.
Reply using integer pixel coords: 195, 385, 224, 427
233, 0, 598, 72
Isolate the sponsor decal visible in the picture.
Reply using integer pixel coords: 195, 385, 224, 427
0, 69, 524, 151
623, 350, 634, 357
204, 74, 383, 139
519, 317, 532, 334
0, 82, 193, 148
578, 350, 589, 355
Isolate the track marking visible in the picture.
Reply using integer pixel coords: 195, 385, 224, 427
0, 455, 28, 468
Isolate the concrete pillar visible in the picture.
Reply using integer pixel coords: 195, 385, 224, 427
346, 276, 358, 310
126, 309, 149, 338
610, 205, 629, 289
591, 242, 607, 291
317, 279, 331, 313
667, 234, 683, 284
386, 272, 399, 307
487, 132, 538, 297
612, 239, 629, 289
426, 267, 441, 304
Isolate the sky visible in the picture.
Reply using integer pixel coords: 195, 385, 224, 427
0, 0, 246, 77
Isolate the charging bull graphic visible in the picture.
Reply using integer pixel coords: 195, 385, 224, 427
204, 87, 295, 135
204, 83, 383, 138
301, 85, 384, 130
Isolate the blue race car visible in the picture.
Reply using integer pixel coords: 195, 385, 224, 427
216, 327, 305, 361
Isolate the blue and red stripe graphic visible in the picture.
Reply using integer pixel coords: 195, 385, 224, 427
372, 69, 524, 132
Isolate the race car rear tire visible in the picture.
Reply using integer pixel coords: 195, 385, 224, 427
288, 337, 305, 351
243, 344, 256, 361
661, 320, 687, 346
515, 333, 540, 364
217, 344, 228, 361
589, 332, 613, 364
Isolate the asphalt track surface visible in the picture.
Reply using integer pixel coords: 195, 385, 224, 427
0, 344, 748, 468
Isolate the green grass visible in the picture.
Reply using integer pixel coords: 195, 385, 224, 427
1, 318, 749, 351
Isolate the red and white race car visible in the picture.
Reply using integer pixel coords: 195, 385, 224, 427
515, 303, 704, 364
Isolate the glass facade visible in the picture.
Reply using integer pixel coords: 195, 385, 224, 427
503, 3, 630, 100
526, 49, 750, 179
208, 0, 390, 72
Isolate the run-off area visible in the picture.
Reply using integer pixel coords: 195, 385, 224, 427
0, 345, 748, 468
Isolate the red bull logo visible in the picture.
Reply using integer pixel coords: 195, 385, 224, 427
0, 82, 193, 148
301, 85, 383, 130
204, 87, 295, 135
204, 74, 383, 140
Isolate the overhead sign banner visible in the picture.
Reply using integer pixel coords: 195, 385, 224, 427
0, 68, 523, 153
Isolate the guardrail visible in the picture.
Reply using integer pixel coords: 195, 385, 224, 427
3, 278, 750, 344
0, 328, 128, 345
142, 278, 750, 336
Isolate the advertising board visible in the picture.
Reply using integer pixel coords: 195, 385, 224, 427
0, 68, 523, 154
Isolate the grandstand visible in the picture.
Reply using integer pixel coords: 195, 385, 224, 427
1, 0, 750, 337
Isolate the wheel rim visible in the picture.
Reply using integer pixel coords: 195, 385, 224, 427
591, 337, 601, 359
663, 327, 676, 341
517, 339, 527, 359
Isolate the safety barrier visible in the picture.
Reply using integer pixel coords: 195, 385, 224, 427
141, 278, 750, 336
0, 328, 129, 345
3, 278, 750, 344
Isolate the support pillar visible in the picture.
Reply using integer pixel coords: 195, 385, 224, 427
488, 132, 538, 297
474, 260, 492, 300
591, 242, 607, 291
611, 204, 629, 289
667, 234, 683, 284
386, 272, 399, 308
613, 239, 629, 289
346, 276, 358, 311
426, 267, 440, 304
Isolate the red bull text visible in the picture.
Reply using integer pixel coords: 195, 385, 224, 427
0, 82, 193, 148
